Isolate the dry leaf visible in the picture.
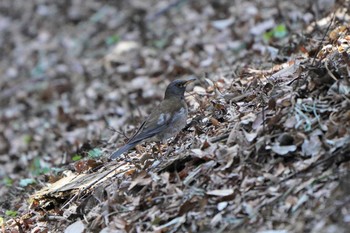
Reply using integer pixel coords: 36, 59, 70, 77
206, 189, 234, 196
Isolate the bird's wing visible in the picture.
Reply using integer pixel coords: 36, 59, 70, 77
126, 98, 182, 145
110, 143, 134, 159
126, 112, 171, 145
110, 118, 170, 160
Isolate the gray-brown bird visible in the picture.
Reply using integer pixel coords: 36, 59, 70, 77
110, 77, 196, 159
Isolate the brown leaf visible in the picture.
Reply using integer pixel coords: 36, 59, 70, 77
178, 199, 197, 215
210, 117, 220, 127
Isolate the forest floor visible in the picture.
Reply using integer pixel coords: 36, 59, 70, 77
1, 0, 350, 232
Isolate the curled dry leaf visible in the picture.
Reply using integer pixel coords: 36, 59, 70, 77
243, 129, 258, 142
211, 18, 235, 30
271, 143, 297, 155
154, 215, 186, 232
301, 135, 322, 157
217, 201, 228, 211
206, 189, 234, 196
64, 220, 85, 233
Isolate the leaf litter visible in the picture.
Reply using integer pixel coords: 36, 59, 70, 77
0, 0, 350, 232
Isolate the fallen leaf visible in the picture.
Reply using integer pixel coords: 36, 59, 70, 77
65, 220, 85, 233
271, 144, 297, 155
211, 18, 235, 30
206, 189, 234, 196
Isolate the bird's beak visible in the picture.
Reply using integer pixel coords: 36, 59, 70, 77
183, 77, 196, 86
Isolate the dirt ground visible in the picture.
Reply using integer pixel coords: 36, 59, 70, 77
1, 0, 350, 232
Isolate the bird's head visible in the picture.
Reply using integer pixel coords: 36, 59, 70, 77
164, 77, 196, 99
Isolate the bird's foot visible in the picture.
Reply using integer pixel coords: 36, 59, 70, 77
124, 158, 133, 163
135, 145, 146, 154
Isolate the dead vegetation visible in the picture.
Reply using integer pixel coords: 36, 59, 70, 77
0, 0, 350, 232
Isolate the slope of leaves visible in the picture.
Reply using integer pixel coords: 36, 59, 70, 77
0, 0, 349, 232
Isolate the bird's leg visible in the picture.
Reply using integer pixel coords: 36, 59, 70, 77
156, 142, 162, 153
156, 142, 163, 159
149, 143, 162, 160
153, 142, 168, 161
124, 153, 132, 163
135, 144, 146, 154
165, 131, 188, 157
172, 131, 186, 144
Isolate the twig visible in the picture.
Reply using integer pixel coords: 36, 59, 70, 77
311, 13, 335, 66
324, 60, 338, 81
39, 215, 69, 222
108, 126, 129, 140
61, 190, 81, 210
210, 133, 230, 143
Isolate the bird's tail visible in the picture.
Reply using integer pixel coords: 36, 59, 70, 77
110, 143, 135, 160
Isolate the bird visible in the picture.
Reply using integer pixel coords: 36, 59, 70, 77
110, 77, 196, 160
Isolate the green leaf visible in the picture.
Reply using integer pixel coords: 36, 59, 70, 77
105, 34, 120, 46
51, 167, 64, 174
33, 157, 41, 169
40, 167, 51, 174
263, 31, 273, 42
5, 210, 17, 217
19, 178, 36, 187
23, 134, 32, 144
153, 39, 168, 49
263, 24, 288, 42
72, 154, 82, 161
152, 216, 161, 225
31, 157, 51, 175
2, 177, 13, 187
88, 148, 103, 158
0, 216, 3, 225
273, 24, 288, 38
